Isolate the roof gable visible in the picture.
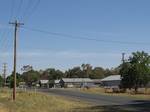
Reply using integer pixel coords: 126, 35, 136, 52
101, 75, 121, 81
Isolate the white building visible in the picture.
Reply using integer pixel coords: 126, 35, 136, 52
39, 80, 49, 88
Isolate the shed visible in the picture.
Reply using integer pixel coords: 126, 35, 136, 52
101, 75, 121, 88
39, 80, 49, 88
55, 78, 94, 88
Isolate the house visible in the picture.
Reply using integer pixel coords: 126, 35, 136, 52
92, 79, 102, 85
101, 75, 121, 89
39, 80, 49, 88
54, 78, 94, 88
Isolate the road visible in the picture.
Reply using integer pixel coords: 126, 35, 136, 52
37, 88, 147, 106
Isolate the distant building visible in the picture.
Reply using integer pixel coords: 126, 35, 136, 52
39, 80, 49, 88
101, 75, 121, 89
54, 78, 94, 88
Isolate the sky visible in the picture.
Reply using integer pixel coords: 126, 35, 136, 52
0, 0, 150, 74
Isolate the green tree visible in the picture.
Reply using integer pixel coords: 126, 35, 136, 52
104, 68, 119, 77
90, 67, 105, 79
81, 64, 92, 78
120, 51, 150, 92
43, 68, 64, 80
22, 70, 40, 86
6, 72, 23, 88
65, 67, 84, 78
0, 75, 3, 87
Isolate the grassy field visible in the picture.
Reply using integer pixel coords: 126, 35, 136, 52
0, 89, 149, 112
79, 88, 150, 100
0, 89, 91, 112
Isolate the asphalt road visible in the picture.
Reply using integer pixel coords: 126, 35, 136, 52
37, 88, 147, 106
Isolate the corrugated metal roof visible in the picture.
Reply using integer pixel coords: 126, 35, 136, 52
40, 80, 49, 84
54, 78, 93, 83
62, 78, 93, 83
55, 80, 60, 84
101, 75, 121, 81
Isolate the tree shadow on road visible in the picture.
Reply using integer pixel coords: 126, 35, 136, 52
74, 100, 150, 112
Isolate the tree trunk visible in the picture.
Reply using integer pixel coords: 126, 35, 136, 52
134, 86, 138, 94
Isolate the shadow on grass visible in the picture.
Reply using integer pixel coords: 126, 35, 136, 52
74, 100, 150, 112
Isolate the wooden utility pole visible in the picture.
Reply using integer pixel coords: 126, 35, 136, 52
2, 63, 7, 87
9, 20, 24, 101
122, 53, 125, 63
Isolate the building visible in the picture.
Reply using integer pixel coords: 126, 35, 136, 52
54, 78, 94, 88
101, 75, 121, 89
39, 80, 49, 88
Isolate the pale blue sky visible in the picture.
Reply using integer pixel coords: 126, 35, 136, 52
0, 0, 150, 74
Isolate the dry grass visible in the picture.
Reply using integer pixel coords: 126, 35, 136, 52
0, 89, 149, 112
80, 88, 150, 100
0, 89, 91, 112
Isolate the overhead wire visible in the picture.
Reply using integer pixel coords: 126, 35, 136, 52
22, 0, 40, 23
17, 0, 23, 20
21, 26, 150, 46
0, 0, 15, 64
21, 0, 33, 21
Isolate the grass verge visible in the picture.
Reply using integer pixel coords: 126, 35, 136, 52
79, 88, 150, 100
0, 89, 90, 112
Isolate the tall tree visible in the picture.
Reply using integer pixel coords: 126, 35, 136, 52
120, 51, 150, 92
43, 68, 64, 80
22, 70, 40, 86
81, 64, 92, 78
65, 67, 84, 78
90, 67, 105, 79
0, 75, 3, 87
6, 72, 23, 88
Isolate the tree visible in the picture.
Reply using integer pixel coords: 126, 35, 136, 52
104, 68, 119, 77
120, 51, 150, 92
120, 62, 133, 90
65, 67, 84, 78
22, 70, 40, 86
43, 68, 64, 80
90, 67, 105, 79
81, 64, 92, 78
6, 72, 23, 88
0, 75, 3, 87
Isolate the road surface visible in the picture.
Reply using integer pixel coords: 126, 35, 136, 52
38, 88, 148, 106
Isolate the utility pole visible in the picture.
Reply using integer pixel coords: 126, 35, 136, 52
122, 53, 125, 64
9, 20, 24, 101
2, 63, 7, 87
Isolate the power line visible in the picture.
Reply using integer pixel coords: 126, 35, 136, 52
0, 0, 15, 64
17, 0, 23, 20
22, 0, 40, 23
9, 0, 15, 21
11, 0, 17, 20
21, 0, 33, 21
21, 26, 150, 46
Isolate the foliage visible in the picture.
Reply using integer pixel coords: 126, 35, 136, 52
6, 72, 23, 88
22, 70, 40, 86
90, 67, 105, 79
65, 67, 85, 78
0, 75, 3, 87
6, 64, 120, 87
120, 51, 150, 92
43, 68, 64, 80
